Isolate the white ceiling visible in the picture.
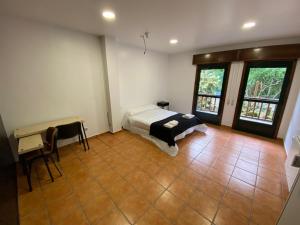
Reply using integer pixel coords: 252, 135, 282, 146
1, 0, 300, 53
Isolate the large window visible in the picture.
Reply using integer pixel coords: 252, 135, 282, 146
193, 63, 229, 125
240, 67, 286, 125
234, 60, 295, 138
196, 68, 225, 114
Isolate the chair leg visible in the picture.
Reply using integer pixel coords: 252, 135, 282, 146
20, 156, 27, 175
78, 134, 82, 145
43, 156, 54, 182
24, 161, 32, 192
28, 161, 32, 176
50, 155, 63, 176
55, 146, 60, 162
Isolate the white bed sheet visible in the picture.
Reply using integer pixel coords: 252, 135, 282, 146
122, 107, 207, 156
128, 108, 177, 130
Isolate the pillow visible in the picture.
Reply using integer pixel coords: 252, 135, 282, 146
127, 105, 159, 116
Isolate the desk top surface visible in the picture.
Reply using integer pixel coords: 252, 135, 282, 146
18, 134, 44, 155
14, 116, 83, 139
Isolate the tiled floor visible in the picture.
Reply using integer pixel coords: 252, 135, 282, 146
18, 125, 289, 225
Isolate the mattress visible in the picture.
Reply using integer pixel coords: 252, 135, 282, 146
128, 108, 177, 130
122, 105, 208, 156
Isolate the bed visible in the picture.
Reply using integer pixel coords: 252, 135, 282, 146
122, 105, 207, 156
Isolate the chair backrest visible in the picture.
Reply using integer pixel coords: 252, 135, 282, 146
45, 127, 58, 153
56, 122, 81, 140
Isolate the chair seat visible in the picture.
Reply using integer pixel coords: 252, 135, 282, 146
23, 142, 52, 161
23, 149, 43, 161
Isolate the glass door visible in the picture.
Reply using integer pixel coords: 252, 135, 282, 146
233, 61, 294, 138
192, 63, 230, 125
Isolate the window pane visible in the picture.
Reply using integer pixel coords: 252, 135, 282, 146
240, 101, 277, 125
198, 69, 225, 96
245, 67, 286, 100
259, 103, 268, 120
240, 66, 286, 125
241, 101, 248, 117
196, 96, 219, 115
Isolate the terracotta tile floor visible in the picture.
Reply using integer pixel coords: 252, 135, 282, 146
18, 125, 289, 225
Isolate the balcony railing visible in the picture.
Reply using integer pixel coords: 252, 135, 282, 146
196, 94, 220, 114
240, 97, 278, 125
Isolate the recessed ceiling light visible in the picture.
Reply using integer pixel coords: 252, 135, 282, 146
253, 48, 262, 52
242, 21, 256, 29
102, 10, 116, 21
169, 39, 178, 44
205, 54, 211, 58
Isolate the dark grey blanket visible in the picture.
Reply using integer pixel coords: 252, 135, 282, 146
149, 113, 202, 146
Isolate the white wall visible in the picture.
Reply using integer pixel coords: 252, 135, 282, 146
284, 94, 300, 189
167, 52, 196, 113
221, 62, 244, 127
101, 36, 122, 132
0, 17, 170, 137
278, 170, 300, 225
283, 60, 300, 156
0, 17, 109, 137
118, 43, 169, 115
278, 60, 300, 138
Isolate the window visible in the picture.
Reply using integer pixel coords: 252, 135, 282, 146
193, 63, 230, 125
234, 60, 295, 138
240, 67, 287, 125
196, 68, 225, 114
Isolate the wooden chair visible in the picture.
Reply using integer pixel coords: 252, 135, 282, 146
56, 122, 87, 156
23, 127, 62, 191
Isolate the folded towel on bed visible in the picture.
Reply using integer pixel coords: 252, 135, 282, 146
150, 113, 203, 146
164, 123, 175, 129
169, 120, 179, 125
163, 120, 178, 128
183, 114, 195, 119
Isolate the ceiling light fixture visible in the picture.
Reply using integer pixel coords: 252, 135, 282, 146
205, 54, 211, 58
102, 10, 116, 21
242, 21, 256, 29
253, 48, 262, 52
169, 39, 178, 44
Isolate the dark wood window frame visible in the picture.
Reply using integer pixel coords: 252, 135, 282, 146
192, 63, 231, 125
232, 60, 296, 138
192, 44, 300, 65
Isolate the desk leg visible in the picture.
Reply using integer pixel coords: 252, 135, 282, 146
80, 130, 87, 151
81, 123, 90, 150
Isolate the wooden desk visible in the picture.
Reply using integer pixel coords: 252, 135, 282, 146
14, 116, 83, 138
18, 134, 44, 155
14, 116, 89, 150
